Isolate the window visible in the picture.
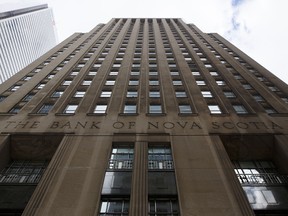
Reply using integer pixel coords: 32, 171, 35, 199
234, 75, 242, 80
149, 72, 158, 76
148, 198, 179, 216
124, 104, 137, 114
233, 105, 248, 114
0, 160, 48, 184
88, 71, 97, 76
233, 160, 288, 211
175, 91, 187, 98
70, 71, 79, 76
100, 91, 112, 98
9, 107, 21, 114
99, 198, 129, 216
243, 84, 252, 90
126, 91, 138, 98
0, 96, 6, 102
149, 80, 159, 86
74, 91, 86, 98
23, 94, 34, 102
172, 80, 182, 86
201, 91, 213, 98
105, 80, 115, 86
38, 104, 53, 114
149, 91, 160, 98
149, 105, 162, 114
130, 71, 140, 76
64, 105, 78, 114
109, 71, 118, 76
224, 91, 236, 98
148, 146, 173, 170
210, 71, 218, 76
192, 71, 200, 76
108, 146, 134, 170
253, 95, 264, 102
63, 80, 72, 86
179, 105, 192, 114
51, 91, 64, 98
265, 108, 276, 114
94, 104, 107, 114
196, 80, 206, 85
82, 80, 92, 86
10, 85, 21, 91
208, 105, 222, 114
216, 80, 226, 86
129, 80, 139, 85
170, 72, 179, 76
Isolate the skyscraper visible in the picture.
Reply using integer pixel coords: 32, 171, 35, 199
0, 3, 57, 83
0, 18, 288, 216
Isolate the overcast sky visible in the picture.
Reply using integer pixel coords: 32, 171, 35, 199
1, 0, 288, 84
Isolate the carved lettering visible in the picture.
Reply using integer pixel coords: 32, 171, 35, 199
212, 122, 220, 129
50, 121, 59, 128
223, 122, 235, 129
113, 122, 124, 129
30, 121, 40, 128
148, 122, 159, 129
15, 121, 30, 128
163, 122, 175, 129
191, 122, 202, 129
271, 122, 283, 130
4, 121, 16, 129
177, 122, 188, 129
90, 122, 101, 129
60, 122, 71, 129
236, 122, 249, 129
75, 121, 87, 129
128, 122, 136, 129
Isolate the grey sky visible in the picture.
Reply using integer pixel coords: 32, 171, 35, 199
1, 0, 288, 84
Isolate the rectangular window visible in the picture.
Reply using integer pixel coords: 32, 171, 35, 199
94, 104, 107, 114
0, 160, 48, 184
149, 80, 159, 86
233, 105, 248, 114
208, 105, 222, 114
196, 80, 206, 85
172, 80, 182, 86
74, 91, 86, 98
23, 94, 35, 102
100, 91, 112, 98
108, 146, 134, 170
99, 198, 129, 216
62, 80, 72, 86
129, 80, 139, 85
216, 80, 226, 86
126, 91, 138, 98
38, 104, 53, 114
175, 91, 187, 98
148, 198, 179, 215
179, 105, 192, 114
149, 104, 162, 114
224, 91, 236, 98
192, 71, 200, 76
201, 91, 213, 98
149, 91, 160, 98
82, 80, 92, 86
64, 105, 78, 114
51, 91, 64, 98
253, 95, 264, 102
210, 72, 218, 76
148, 145, 173, 170
105, 80, 115, 86
124, 104, 137, 114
